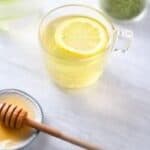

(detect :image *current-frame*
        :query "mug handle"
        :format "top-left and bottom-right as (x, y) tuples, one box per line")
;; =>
(114, 26), (133, 52)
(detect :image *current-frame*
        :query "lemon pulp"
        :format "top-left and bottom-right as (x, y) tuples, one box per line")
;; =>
(55, 17), (108, 57)
(40, 16), (110, 88)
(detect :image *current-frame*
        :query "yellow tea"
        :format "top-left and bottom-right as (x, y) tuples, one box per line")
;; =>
(40, 15), (110, 88)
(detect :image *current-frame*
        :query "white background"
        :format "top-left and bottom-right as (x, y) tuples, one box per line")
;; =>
(0, 0), (150, 150)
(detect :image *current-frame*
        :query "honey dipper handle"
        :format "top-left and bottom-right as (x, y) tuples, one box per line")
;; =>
(25, 118), (102, 150)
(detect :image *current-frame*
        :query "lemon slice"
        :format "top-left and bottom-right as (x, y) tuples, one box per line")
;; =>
(55, 17), (109, 57)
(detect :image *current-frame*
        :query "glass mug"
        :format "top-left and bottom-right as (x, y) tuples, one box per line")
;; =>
(39, 4), (133, 88)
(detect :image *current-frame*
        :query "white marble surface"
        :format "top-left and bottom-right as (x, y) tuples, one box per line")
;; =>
(0, 0), (150, 150)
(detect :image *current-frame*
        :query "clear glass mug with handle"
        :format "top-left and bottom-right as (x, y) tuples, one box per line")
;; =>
(39, 4), (133, 89)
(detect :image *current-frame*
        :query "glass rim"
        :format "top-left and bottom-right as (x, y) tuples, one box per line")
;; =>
(39, 4), (116, 61)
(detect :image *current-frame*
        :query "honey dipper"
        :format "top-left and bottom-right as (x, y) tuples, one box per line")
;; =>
(0, 103), (102, 150)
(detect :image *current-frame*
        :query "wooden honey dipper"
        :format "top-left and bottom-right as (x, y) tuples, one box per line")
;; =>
(0, 103), (102, 150)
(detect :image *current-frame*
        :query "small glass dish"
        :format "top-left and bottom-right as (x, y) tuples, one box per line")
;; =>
(0, 89), (43, 150)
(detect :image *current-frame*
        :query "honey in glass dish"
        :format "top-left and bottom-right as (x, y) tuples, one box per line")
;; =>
(0, 93), (36, 149)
